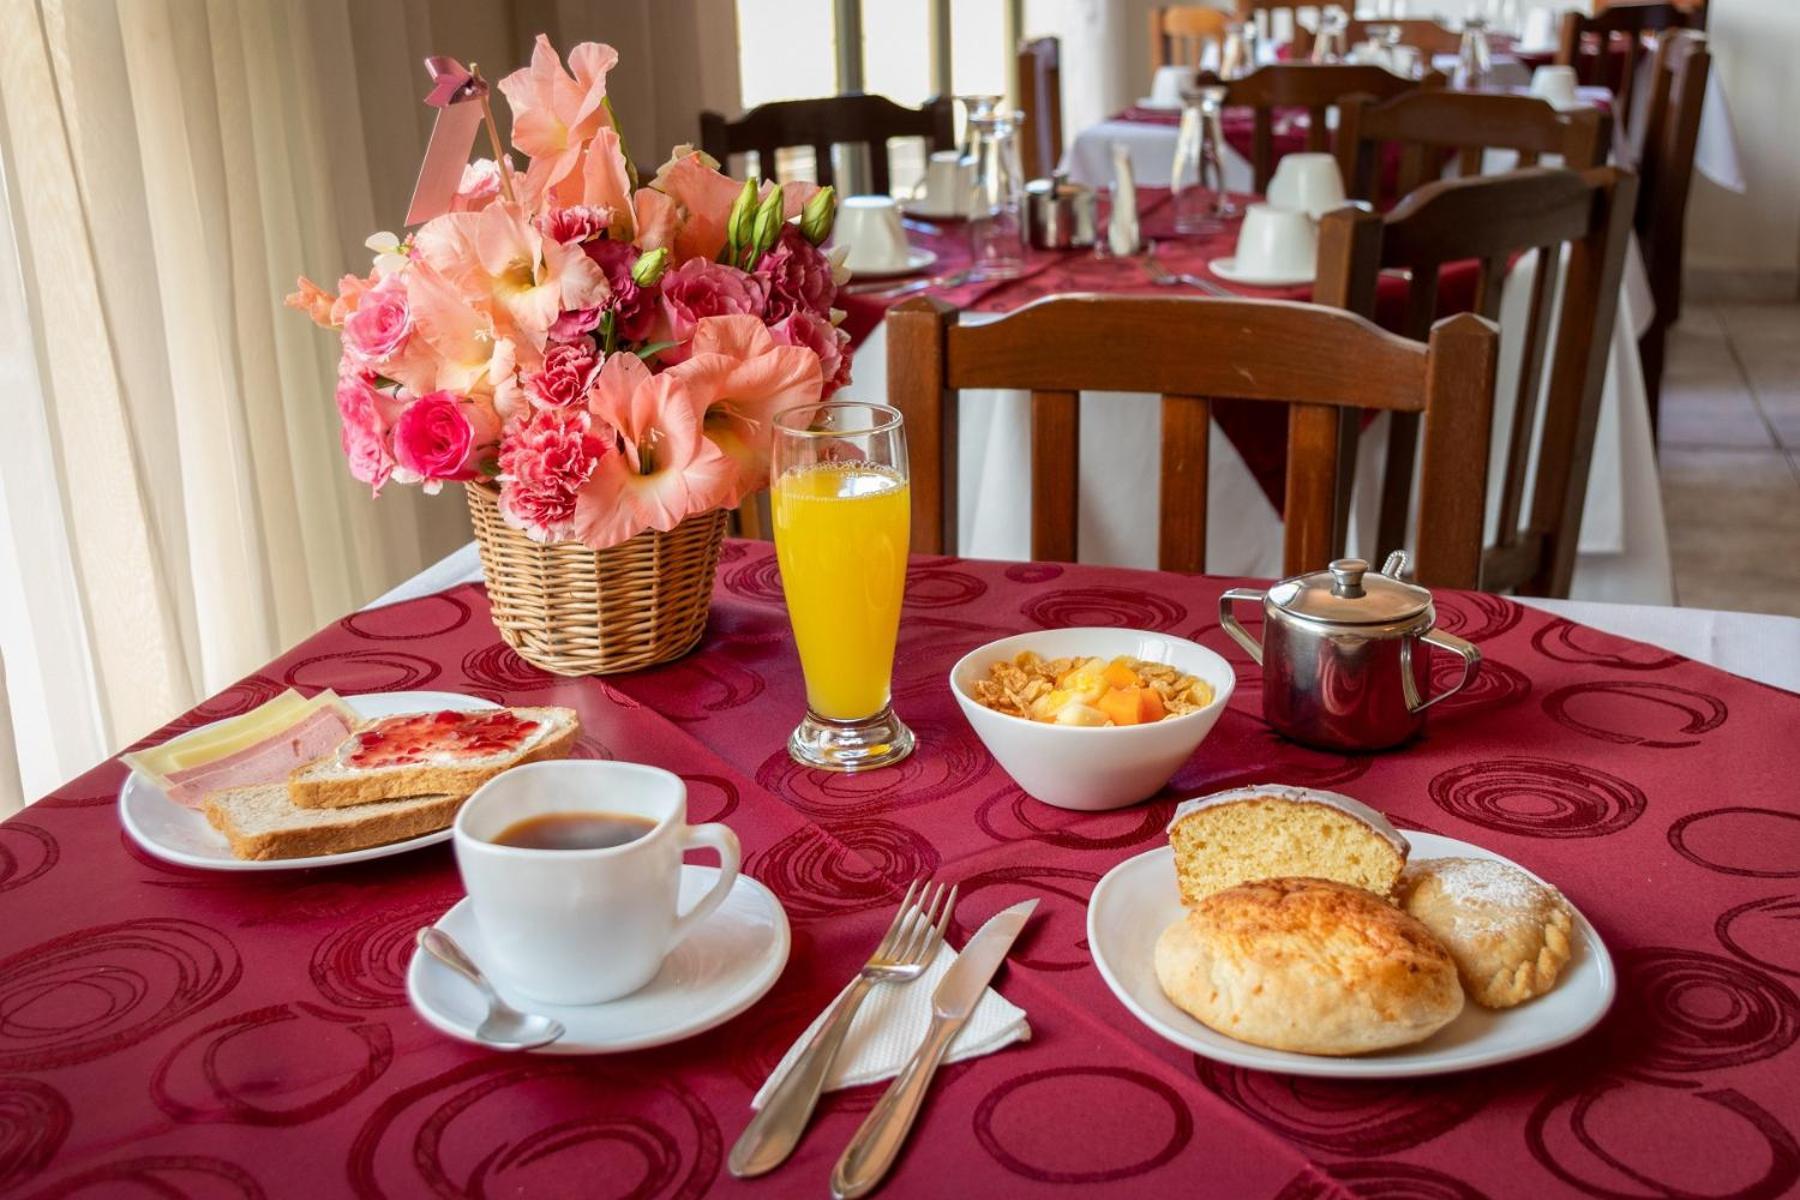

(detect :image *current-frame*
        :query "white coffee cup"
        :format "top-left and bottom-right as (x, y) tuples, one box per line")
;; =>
(914, 150), (972, 216)
(832, 195), (913, 275)
(1265, 152), (1347, 220)
(1233, 203), (1319, 280)
(1389, 45), (1422, 78)
(1149, 65), (1196, 107)
(453, 760), (742, 1006)
(1530, 65), (1581, 111)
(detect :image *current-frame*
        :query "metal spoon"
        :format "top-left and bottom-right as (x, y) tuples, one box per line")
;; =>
(416, 927), (565, 1051)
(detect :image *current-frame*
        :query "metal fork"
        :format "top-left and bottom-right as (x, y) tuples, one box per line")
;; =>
(728, 879), (957, 1178)
(1143, 242), (1233, 296)
(842, 268), (972, 299)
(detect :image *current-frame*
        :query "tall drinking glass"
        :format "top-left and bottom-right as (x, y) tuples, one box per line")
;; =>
(770, 402), (915, 772)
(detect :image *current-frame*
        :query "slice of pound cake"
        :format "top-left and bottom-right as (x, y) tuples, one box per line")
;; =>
(1167, 784), (1410, 906)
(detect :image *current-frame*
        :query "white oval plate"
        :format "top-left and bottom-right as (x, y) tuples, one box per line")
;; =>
(409, 868), (791, 1054)
(119, 691), (496, 872)
(847, 247), (938, 281)
(1088, 832), (1616, 1078)
(1208, 256), (1316, 288)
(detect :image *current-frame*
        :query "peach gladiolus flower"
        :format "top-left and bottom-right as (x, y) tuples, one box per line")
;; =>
(415, 205), (609, 354)
(393, 260), (503, 394)
(500, 37), (618, 211)
(286, 277), (337, 327)
(670, 315), (823, 503)
(574, 352), (734, 547)
(641, 149), (825, 264)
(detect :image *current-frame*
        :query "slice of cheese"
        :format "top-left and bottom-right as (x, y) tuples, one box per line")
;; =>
(126, 690), (354, 783)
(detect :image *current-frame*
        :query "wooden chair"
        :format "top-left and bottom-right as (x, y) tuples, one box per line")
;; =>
(1315, 166), (1639, 596)
(1296, 18), (1463, 60)
(699, 94), (955, 194)
(1555, 1), (1703, 127)
(1336, 89), (1611, 210)
(887, 295), (1500, 588)
(1633, 29), (1711, 435)
(1018, 37), (1064, 181)
(1150, 6), (1233, 72)
(1209, 63), (1437, 191)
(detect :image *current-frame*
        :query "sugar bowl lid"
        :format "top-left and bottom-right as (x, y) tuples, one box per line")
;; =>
(1266, 551), (1432, 626)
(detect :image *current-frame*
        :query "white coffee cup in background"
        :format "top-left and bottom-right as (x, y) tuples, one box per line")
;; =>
(1389, 45), (1422, 77)
(1149, 65), (1196, 107)
(914, 150), (972, 216)
(453, 760), (742, 1006)
(1231, 203), (1320, 280)
(1520, 6), (1559, 53)
(832, 195), (913, 274)
(1530, 65), (1582, 111)
(1265, 152), (1347, 220)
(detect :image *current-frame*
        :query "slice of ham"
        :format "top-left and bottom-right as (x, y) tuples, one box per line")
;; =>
(164, 707), (353, 810)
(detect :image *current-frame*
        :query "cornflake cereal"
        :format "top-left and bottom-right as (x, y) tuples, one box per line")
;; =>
(972, 652), (1215, 727)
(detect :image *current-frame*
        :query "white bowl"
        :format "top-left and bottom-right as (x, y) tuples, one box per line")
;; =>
(949, 627), (1236, 811)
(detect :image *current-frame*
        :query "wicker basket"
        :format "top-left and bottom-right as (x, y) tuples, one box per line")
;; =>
(465, 482), (728, 676)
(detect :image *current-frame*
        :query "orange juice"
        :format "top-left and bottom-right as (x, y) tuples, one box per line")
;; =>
(771, 462), (910, 721)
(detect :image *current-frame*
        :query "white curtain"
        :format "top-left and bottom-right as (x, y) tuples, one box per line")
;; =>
(0, 0), (741, 804)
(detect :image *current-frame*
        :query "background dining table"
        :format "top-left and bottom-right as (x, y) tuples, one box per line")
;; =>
(6, 542), (1799, 1197)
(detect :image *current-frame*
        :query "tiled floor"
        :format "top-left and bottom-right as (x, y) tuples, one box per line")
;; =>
(1659, 301), (1800, 616)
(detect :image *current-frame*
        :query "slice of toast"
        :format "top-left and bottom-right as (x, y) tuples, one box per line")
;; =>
(204, 782), (462, 861)
(287, 705), (579, 810)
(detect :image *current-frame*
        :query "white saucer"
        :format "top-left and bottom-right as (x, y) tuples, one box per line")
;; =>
(1088, 832), (1616, 1079)
(1208, 257), (1316, 288)
(898, 200), (966, 222)
(119, 691), (496, 872)
(409, 868), (790, 1054)
(1133, 97), (1183, 111)
(847, 247), (938, 281)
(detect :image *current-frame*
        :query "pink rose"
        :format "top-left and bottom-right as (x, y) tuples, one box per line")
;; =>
(770, 311), (853, 397)
(525, 340), (601, 410)
(537, 204), (613, 244)
(498, 408), (608, 542)
(756, 225), (836, 320)
(342, 278), (411, 362)
(336, 375), (395, 494)
(392, 391), (489, 486)
(450, 159), (503, 212)
(586, 238), (659, 343)
(659, 259), (769, 356)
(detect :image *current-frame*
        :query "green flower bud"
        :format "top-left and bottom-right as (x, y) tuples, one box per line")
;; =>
(723, 177), (759, 263)
(630, 246), (670, 287)
(800, 186), (837, 246)
(749, 185), (786, 259)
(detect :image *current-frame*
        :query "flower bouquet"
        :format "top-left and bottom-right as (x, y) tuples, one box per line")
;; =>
(290, 37), (849, 675)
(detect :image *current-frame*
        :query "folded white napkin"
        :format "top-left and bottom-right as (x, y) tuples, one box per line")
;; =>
(751, 942), (1030, 1108)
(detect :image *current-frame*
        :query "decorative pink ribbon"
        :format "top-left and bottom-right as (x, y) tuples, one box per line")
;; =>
(407, 56), (491, 226)
(423, 56), (486, 108)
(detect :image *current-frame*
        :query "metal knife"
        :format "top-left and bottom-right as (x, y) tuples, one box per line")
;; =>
(829, 899), (1038, 1200)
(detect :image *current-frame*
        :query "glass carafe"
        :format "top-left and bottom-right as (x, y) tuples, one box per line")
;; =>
(964, 107), (1028, 280)
(1220, 21), (1258, 80)
(1170, 85), (1237, 234)
(1457, 16), (1493, 88)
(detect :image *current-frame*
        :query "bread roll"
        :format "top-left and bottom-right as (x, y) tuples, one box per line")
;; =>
(1166, 785), (1410, 906)
(1397, 857), (1574, 1009)
(1155, 877), (1464, 1055)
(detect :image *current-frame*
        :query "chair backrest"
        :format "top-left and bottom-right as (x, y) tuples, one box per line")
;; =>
(1556, 1), (1703, 126)
(1149, 6), (1233, 72)
(1018, 37), (1064, 180)
(1635, 30), (1709, 327)
(1213, 63), (1437, 191)
(1316, 166), (1639, 597)
(699, 94), (955, 194)
(886, 295), (1499, 587)
(1336, 89), (1611, 210)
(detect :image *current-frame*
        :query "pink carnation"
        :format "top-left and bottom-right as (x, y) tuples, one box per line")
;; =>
(392, 391), (490, 488)
(524, 340), (601, 409)
(341, 278), (411, 362)
(498, 408), (607, 542)
(659, 258), (769, 355)
(538, 204), (613, 244)
(336, 375), (395, 494)
(756, 225), (836, 320)
(450, 160), (503, 212)
(769, 311), (853, 397)
(587, 239), (659, 343)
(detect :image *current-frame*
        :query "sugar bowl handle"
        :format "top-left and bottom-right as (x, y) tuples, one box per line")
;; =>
(1404, 627), (1482, 714)
(1217, 589), (1266, 666)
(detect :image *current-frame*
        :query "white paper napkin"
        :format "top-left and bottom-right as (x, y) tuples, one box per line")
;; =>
(750, 941), (1030, 1108)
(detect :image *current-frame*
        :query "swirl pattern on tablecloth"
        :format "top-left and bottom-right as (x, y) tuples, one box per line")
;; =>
(972, 1066), (1192, 1183)
(1194, 1060), (1486, 1156)
(1716, 895), (1800, 979)
(1532, 617), (1684, 670)
(1019, 587), (1187, 630)
(20, 1155), (266, 1200)
(1527, 1077), (1800, 1200)
(150, 1002), (392, 1125)
(1175, 735), (1373, 795)
(0, 823), (56, 895)
(311, 894), (458, 1010)
(682, 774), (740, 824)
(1613, 948), (1800, 1076)
(1668, 808), (1800, 878)
(744, 822), (937, 922)
(721, 553), (785, 604)
(0, 1077), (68, 1193)
(570, 734), (614, 760)
(281, 650), (441, 693)
(341, 593), (471, 641)
(1428, 757), (1645, 839)
(1426, 656), (1533, 720)
(1004, 563), (1065, 584)
(1273, 1161), (1490, 1200)
(633, 653), (765, 720)
(974, 783), (1173, 852)
(0, 919), (240, 1070)
(458, 643), (559, 692)
(953, 866), (1098, 971)
(755, 721), (987, 816)
(904, 564), (988, 609)
(347, 1058), (719, 1200)
(1431, 591), (1522, 642)
(1541, 681), (1728, 749)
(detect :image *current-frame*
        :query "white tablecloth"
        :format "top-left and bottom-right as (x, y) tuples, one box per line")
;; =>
(368, 541), (1800, 696)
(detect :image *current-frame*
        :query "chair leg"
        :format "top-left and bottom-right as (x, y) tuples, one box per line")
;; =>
(1639, 320), (1668, 454)
(1376, 411), (1419, 563)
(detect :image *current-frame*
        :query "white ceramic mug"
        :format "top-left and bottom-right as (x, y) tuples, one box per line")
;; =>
(1530, 65), (1581, 111)
(914, 150), (971, 216)
(1266, 152), (1347, 220)
(832, 195), (912, 274)
(1389, 45), (1422, 78)
(1149, 65), (1195, 107)
(1233, 203), (1319, 280)
(453, 760), (742, 1006)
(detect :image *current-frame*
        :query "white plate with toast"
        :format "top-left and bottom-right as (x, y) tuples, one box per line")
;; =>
(119, 691), (495, 872)
(1087, 833), (1616, 1078)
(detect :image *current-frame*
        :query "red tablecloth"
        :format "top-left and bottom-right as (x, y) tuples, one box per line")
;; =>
(8, 547), (1799, 1197)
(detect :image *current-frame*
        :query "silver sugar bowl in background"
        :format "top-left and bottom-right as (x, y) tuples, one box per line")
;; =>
(1024, 173), (1098, 250)
(1218, 552), (1481, 752)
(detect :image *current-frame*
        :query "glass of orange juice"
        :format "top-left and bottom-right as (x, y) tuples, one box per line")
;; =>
(770, 402), (914, 771)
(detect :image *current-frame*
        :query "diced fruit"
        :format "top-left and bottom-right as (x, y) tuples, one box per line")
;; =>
(1097, 686), (1144, 727)
(1054, 702), (1110, 727)
(1102, 659), (1139, 690)
(1139, 688), (1167, 722)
